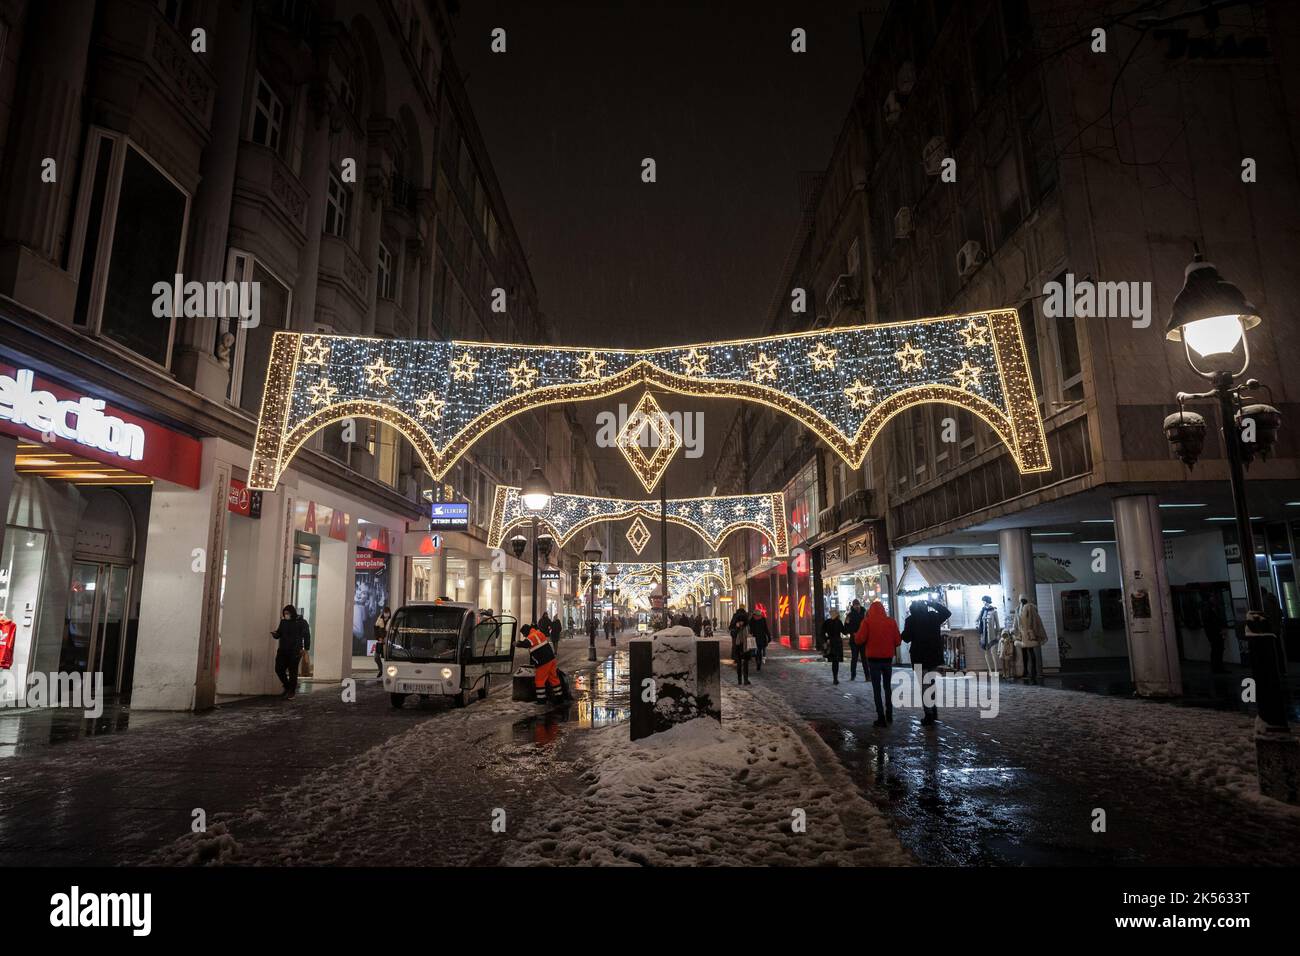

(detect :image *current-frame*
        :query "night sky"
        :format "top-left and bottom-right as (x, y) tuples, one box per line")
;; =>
(453, 0), (877, 500)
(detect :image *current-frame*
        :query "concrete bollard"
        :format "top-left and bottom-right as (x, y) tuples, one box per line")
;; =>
(629, 627), (722, 741)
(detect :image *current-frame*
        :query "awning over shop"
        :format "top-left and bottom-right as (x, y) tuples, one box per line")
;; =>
(897, 554), (1076, 592)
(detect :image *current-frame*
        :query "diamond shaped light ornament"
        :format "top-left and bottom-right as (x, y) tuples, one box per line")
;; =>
(615, 391), (682, 493)
(625, 516), (651, 555)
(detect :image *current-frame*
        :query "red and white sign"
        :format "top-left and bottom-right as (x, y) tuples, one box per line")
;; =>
(227, 478), (262, 518)
(355, 549), (388, 571)
(0, 363), (201, 488)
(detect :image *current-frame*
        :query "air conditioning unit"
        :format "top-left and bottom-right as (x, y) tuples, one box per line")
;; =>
(894, 206), (914, 239)
(922, 136), (949, 176)
(957, 239), (985, 278)
(897, 61), (916, 96)
(883, 90), (902, 125)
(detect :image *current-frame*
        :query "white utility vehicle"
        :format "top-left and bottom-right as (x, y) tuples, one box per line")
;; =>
(382, 600), (517, 708)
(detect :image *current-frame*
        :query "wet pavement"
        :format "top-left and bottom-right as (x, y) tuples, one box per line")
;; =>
(0, 637), (632, 866)
(754, 645), (1300, 866)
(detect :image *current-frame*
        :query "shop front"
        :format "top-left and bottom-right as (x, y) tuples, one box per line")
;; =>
(0, 362), (201, 707)
(820, 520), (893, 619)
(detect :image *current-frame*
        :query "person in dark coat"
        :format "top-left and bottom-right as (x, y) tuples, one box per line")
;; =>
(547, 612), (563, 649)
(844, 599), (866, 680)
(372, 606), (391, 678)
(729, 605), (749, 638)
(271, 604), (310, 700)
(749, 608), (772, 671)
(902, 599), (950, 725)
(821, 608), (846, 684)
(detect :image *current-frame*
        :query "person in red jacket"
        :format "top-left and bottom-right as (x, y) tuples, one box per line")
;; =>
(855, 600), (901, 727)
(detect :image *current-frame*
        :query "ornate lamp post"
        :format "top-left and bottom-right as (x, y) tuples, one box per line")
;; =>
(1163, 251), (1296, 803)
(521, 467), (553, 625)
(584, 533), (604, 662)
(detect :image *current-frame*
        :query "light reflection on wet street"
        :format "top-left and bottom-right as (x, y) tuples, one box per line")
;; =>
(509, 647), (631, 745)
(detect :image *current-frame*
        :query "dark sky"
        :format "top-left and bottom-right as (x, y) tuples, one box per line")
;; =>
(452, 0), (875, 500)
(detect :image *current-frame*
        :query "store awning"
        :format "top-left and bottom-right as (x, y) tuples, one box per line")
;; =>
(897, 554), (1076, 592)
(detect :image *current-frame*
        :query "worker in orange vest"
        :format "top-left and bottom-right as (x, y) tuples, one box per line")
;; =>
(517, 623), (561, 704)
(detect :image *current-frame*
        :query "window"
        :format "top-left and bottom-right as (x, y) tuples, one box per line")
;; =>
(972, 14), (1005, 105)
(1017, 73), (1056, 203)
(156, 0), (183, 28)
(376, 423), (399, 488)
(221, 251), (292, 414)
(1049, 272), (1084, 401)
(70, 129), (189, 368)
(333, 59), (357, 117)
(993, 146), (1022, 243)
(1016, 300), (1045, 408)
(325, 171), (351, 239)
(249, 73), (285, 153)
(377, 241), (394, 299)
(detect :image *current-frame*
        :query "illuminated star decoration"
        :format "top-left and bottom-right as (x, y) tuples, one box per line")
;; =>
(307, 376), (337, 406)
(953, 361), (982, 391)
(844, 379), (876, 409)
(894, 340), (926, 373)
(681, 348), (709, 375)
(487, 485), (789, 554)
(364, 355), (395, 388)
(625, 516), (651, 555)
(749, 351), (779, 383)
(577, 350), (607, 380)
(615, 391), (682, 493)
(958, 318), (991, 348)
(247, 310), (1053, 493)
(506, 359), (539, 390)
(806, 341), (838, 371)
(450, 352), (480, 382)
(415, 392), (446, 421)
(300, 337), (331, 365)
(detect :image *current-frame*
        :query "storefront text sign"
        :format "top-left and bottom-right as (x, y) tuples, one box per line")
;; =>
(0, 365), (200, 487)
(227, 478), (262, 518)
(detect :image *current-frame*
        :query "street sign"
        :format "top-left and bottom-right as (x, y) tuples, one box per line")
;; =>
(540, 568), (561, 582)
(430, 501), (470, 529)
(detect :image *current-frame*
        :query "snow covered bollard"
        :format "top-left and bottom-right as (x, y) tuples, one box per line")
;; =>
(628, 626), (721, 741)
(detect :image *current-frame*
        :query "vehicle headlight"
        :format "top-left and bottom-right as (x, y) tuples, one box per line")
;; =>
(386, 665), (398, 677)
(440, 667), (453, 680)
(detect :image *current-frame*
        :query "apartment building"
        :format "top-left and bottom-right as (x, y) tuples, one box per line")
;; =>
(0, 0), (595, 711)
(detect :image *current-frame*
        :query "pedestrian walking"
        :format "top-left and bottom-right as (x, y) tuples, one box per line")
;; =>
(1014, 594), (1048, 684)
(270, 604), (310, 700)
(546, 611), (563, 652)
(858, 600), (902, 726)
(902, 598), (949, 725)
(821, 608), (846, 684)
(733, 606), (754, 686)
(372, 606), (391, 678)
(749, 607), (771, 671)
(1201, 593), (1227, 673)
(844, 599), (866, 680)
(975, 595), (1000, 674)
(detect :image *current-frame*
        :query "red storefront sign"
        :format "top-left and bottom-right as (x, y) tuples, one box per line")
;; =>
(0, 363), (201, 488)
(227, 478), (262, 518)
(355, 549), (388, 571)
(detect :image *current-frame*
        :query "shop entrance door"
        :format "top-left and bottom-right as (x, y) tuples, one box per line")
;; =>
(63, 561), (133, 692)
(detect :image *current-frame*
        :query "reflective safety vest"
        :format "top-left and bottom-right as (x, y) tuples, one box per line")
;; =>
(518, 626), (556, 667)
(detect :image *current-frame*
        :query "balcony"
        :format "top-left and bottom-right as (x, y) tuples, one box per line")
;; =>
(838, 488), (874, 525)
(826, 273), (863, 322)
(233, 141), (309, 244)
(318, 234), (369, 311)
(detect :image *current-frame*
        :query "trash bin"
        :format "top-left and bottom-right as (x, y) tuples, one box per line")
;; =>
(512, 667), (534, 701)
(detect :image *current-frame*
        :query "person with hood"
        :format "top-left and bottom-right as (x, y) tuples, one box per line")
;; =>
(748, 607), (771, 671)
(271, 604), (311, 700)
(821, 608), (846, 684)
(1014, 594), (1048, 683)
(729, 605), (749, 639)
(857, 600), (902, 726)
(844, 598), (866, 680)
(902, 598), (950, 725)
(975, 595), (1000, 674)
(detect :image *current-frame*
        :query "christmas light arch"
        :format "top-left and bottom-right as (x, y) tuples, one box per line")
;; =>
(486, 485), (789, 555)
(247, 309), (1050, 491)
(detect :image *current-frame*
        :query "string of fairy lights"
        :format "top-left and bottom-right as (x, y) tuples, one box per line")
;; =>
(486, 485), (789, 555)
(247, 310), (1052, 492)
(579, 558), (733, 608)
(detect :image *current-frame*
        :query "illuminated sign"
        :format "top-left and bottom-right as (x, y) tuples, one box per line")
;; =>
(430, 501), (470, 529)
(0, 368), (144, 460)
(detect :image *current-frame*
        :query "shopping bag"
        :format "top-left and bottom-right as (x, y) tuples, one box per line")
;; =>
(299, 647), (313, 677)
(745, 633), (757, 652)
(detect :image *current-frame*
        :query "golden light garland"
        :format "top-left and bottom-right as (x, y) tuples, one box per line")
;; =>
(247, 309), (1051, 492)
(615, 391), (681, 493)
(486, 485), (789, 554)
(625, 516), (651, 555)
(580, 558), (733, 605)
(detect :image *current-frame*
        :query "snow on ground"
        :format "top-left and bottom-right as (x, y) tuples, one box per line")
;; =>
(507, 682), (913, 866)
(762, 648), (1300, 821)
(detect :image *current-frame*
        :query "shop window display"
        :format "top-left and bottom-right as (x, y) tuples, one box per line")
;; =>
(0, 528), (47, 706)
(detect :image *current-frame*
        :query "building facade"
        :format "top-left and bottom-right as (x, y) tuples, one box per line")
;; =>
(0, 0), (596, 712)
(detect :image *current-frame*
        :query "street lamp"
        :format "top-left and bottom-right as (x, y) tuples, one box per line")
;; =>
(583, 533), (604, 662)
(1164, 250), (1297, 803)
(521, 467), (553, 624)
